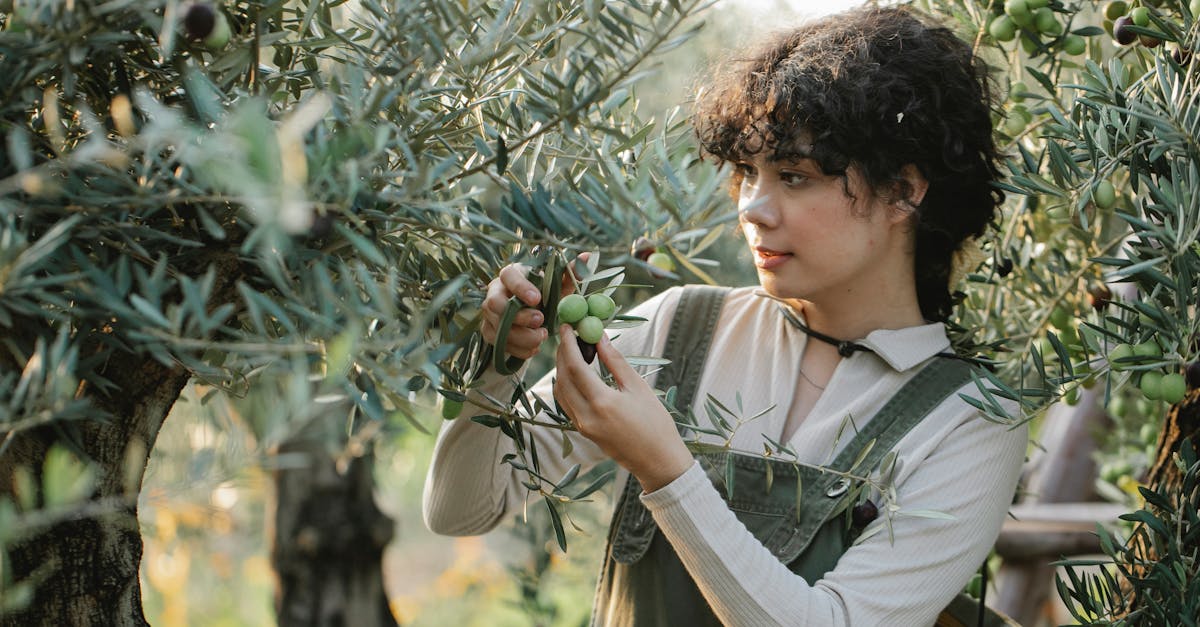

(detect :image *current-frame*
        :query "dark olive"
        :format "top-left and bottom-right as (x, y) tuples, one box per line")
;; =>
(631, 236), (656, 262)
(851, 499), (878, 528)
(183, 3), (217, 40)
(1088, 284), (1112, 311)
(577, 336), (597, 364)
(1187, 361), (1200, 389)
(1113, 16), (1138, 45)
(997, 257), (1014, 278)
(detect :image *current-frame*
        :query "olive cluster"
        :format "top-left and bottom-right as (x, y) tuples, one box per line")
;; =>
(988, 0), (1087, 56)
(557, 292), (616, 363)
(1107, 330), (1189, 404)
(1103, 0), (1197, 60)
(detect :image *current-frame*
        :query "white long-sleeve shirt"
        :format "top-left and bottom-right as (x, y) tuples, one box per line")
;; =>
(423, 285), (1028, 626)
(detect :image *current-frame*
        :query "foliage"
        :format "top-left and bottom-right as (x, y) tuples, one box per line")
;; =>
(1055, 438), (1200, 625)
(0, 0), (729, 616)
(922, 0), (1200, 621)
(915, 0), (1198, 432)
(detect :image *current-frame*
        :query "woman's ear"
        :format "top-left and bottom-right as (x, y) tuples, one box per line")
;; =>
(887, 164), (929, 224)
(899, 164), (928, 207)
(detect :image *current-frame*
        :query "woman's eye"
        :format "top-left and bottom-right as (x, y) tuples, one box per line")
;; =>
(780, 171), (808, 186)
(735, 163), (757, 178)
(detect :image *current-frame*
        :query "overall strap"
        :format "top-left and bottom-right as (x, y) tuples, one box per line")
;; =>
(658, 285), (731, 428)
(608, 285), (731, 564)
(771, 356), (975, 563)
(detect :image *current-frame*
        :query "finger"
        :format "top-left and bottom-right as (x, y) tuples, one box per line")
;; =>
(483, 299), (543, 330)
(555, 324), (606, 401)
(596, 333), (641, 390)
(516, 307), (545, 329)
(500, 264), (540, 306)
(552, 359), (591, 431)
(483, 280), (512, 316)
(506, 326), (548, 359)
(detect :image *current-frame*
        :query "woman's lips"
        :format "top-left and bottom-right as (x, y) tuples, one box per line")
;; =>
(753, 248), (793, 270)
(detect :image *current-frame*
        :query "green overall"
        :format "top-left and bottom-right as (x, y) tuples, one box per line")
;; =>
(590, 286), (1015, 627)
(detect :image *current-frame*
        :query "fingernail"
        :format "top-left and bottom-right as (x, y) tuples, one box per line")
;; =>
(531, 312), (544, 325)
(525, 290), (539, 303)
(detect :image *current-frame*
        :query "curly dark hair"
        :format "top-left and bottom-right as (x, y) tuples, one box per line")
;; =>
(693, 5), (1003, 322)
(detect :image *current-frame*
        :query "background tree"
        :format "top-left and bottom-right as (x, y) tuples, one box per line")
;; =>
(923, 0), (1199, 623)
(0, 0), (728, 624)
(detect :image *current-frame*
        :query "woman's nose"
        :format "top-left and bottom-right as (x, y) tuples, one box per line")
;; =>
(738, 182), (778, 228)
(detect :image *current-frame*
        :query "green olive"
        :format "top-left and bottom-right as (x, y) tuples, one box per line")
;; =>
(1131, 7), (1151, 27)
(1061, 34), (1086, 56)
(1104, 1), (1129, 21)
(203, 11), (231, 50)
(1010, 81), (1028, 102)
(1108, 343), (1135, 370)
(1133, 340), (1162, 359)
(1160, 373), (1187, 404)
(576, 316), (604, 345)
(586, 293), (616, 321)
(1006, 0), (1034, 28)
(1049, 306), (1073, 330)
(990, 16), (1018, 42)
(1139, 422), (1158, 444)
(647, 251), (675, 276)
(441, 398), (463, 420)
(1140, 371), (1164, 400)
(1034, 8), (1061, 35)
(1004, 113), (1027, 136)
(556, 293), (588, 325)
(1093, 180), (1117, 209)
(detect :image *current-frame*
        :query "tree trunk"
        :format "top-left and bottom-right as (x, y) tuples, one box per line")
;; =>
(1, 359), (191, 627)
(1145, 389), (1200, 496)
(1119, 387), (1200, 617)
(0, 251), (241, 626)
(270, 424), (398, 627)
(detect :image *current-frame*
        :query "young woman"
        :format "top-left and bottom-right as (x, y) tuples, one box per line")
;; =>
(424, 6), (1027, 625)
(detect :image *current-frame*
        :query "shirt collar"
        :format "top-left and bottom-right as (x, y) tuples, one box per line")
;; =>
(757, 290), (952, 372)
(857, 324), (952, 372)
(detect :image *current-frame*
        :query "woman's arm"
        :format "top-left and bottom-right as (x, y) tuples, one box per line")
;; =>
(421, 363), (608, 536)
(422, 287), (682, 536)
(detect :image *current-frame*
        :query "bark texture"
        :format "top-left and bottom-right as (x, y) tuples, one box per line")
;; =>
(1122, 387), (1200, 618)
(1145, 388), (1200, 497)
(0, 251), (241, 626)
(271, 430), (398, 627)
(2, 358), (190, 627)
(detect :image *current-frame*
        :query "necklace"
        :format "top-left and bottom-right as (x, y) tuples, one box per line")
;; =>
(797, 367), (827, 390)
(774, 304), (872, 357)
(753, 291), (875, 389)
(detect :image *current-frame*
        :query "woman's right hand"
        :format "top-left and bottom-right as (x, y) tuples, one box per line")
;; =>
(480, 254), (587, 360)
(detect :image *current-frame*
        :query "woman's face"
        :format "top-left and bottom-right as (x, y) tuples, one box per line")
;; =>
(736, 154), (909, 305)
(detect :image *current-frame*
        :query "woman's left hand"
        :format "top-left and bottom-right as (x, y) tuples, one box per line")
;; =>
(553, 325), (695, 493)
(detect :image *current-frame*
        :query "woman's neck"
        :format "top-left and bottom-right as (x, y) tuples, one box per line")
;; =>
(787, 289), (926, 342)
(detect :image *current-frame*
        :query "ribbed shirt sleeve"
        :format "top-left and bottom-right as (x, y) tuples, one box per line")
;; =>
(422, 288), (682, 537)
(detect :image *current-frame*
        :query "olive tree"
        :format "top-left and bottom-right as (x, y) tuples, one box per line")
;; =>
(0, 0), (728, 624)
(925, 0), (1199, 622)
